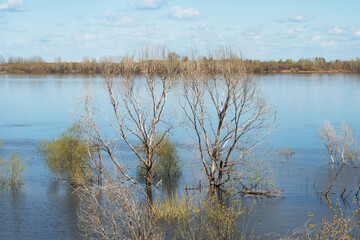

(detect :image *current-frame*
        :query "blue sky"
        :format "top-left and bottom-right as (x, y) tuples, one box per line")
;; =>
(1, 0), (360, 62)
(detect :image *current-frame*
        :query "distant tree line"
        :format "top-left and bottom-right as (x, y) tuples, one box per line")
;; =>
(1, 54), (360, 74)
(247, 57), (360, 73)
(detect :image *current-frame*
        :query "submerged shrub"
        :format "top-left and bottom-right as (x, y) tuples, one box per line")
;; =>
(137, 134), (181, 179)
(288, 199), (360, 239)
(0, 153), (25, 189)
(319, 120), (360, 165)
(314, 200), (360, 239)
(278, 146), (295, 157)
(152, 190), (252, 240)
(78, 183), (164, 240)
(39, 123), (91, 186)
(152, 193), (199, 222)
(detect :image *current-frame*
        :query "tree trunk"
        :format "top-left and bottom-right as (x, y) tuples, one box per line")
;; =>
(341, 149), (346, 165)
(330, 154), (335, 165)
(210, 159), (216, 186)
(98, 147), (103, 185)
(146, 164), (153, 203)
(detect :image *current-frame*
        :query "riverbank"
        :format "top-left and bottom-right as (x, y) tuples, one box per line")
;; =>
(0, 57), (359, 75)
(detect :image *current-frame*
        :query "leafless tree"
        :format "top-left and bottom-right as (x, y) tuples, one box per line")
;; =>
(80, 47), (178, 200)
(337, 123), (358, 165)
(78, 182), (164, 240)
(318, 120), (338, 164)
(319, 120), (359, 165)
(80, 93), (135, 186)
(181, 47), (275, 193)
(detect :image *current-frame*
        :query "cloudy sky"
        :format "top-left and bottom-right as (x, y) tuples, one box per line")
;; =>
(1, 0), (359, 62)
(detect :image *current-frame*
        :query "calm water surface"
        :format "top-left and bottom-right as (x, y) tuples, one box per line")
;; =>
(0, 74), (359, 239)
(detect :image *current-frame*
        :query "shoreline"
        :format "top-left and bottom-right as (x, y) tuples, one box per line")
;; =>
(0, 70), (356, 75)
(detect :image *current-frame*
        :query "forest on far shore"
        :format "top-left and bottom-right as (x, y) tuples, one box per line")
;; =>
(1, 54), (360, 74)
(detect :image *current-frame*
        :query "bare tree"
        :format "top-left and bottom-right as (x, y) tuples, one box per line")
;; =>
(81, 47), (178, 200)
(80, 93), (135, 186)
(181, 47), (274, 192)
(318, 120), (338, 164)
(78, 182), (164, 240)
(318, 120), (359, 165)
(337, 123), (358, 164)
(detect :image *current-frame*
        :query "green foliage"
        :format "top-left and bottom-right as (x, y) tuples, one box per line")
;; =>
(137, 134), (181, 179)
(201, 196), (248, 240)
(0, 137), (3, 148)
(168, 52), (180, 61)
(38, 123), (91, 186)
(302, 199), (360, 239)
(152, 190), (253, 240)
(152, 193), (198, 222)
(0, 153), (25, 189)
(246, 167), (274, 192)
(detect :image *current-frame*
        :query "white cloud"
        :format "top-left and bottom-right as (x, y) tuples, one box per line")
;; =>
(318, 41), (335, 47)
(329, 26), (344, 34)
(7, 38), (28, 46)
(287, 29), (296, 36)
(169, 6), (200, 20)
(312, 36), (321, 41)
(286, 27), (307, 37)
(311, 36), (336, 48)
(0, 0), (24, 12)
(354, 31), (360, 36)
(189, 24), (211, 31)
(279, 13), (311, 23)
(132, 0), (166, 10)
(99, 13), (137, 27)
(76, 33), (96, 41)
(38, 33), (65, 44)
(242, 26), (262, 40)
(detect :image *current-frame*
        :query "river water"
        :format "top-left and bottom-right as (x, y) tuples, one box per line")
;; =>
(0, 74), (359, 239)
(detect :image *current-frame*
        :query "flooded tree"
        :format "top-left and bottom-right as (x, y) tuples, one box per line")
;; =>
(318, 120), (338, 164)
(78, 183), (163, 240)
(0, 153), (25, 189)
(319, 120), (359, 165)
(181, 47), (275, 194)
(81, 47), (179, 200)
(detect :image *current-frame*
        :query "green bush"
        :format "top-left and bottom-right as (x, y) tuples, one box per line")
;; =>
(0, 153), (25, 189)
(152, 190), (252, 240)
(38, 123), (91, 186)
(137, 134), (181, 179)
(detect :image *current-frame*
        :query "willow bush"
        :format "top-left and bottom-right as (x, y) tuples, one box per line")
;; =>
(285, 199), (360, 239)
(137, 134), (181, 179)
(38, 123), (91, 186)
(151, 190), (252, 240)
(0, 153), (25, 189)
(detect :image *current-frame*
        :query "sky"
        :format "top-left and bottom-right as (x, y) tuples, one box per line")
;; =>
(0, 0), (360, 62)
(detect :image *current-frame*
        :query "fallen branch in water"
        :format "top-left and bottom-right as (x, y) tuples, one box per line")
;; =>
(238, 181), (280, 198)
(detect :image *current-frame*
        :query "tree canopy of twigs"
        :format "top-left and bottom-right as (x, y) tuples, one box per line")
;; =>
(181, 47), (275, 193)
(79, 46), (276, 199)
(78, 182), (163, 240)
(80, 46), (180, 200)
(319, 120), (359, 165)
